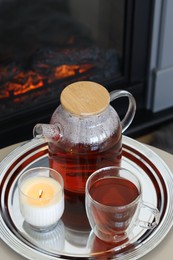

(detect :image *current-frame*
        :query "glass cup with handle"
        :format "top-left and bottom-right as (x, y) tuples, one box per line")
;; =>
(85, 166), (160, 243)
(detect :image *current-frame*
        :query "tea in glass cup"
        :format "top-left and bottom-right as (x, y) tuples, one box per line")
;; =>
(85, 166), (160, 242)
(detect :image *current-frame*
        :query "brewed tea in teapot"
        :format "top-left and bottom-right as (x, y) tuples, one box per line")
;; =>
(33, 81), (136, 231)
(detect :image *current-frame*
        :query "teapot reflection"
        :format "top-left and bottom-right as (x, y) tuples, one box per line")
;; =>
(33, 81), (136, 231)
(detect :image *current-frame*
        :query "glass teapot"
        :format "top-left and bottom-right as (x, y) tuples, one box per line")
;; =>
(33, 81), (136, 231)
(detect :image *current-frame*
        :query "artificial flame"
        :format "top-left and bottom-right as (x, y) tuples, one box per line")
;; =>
(54, 64), (94, 79)
(0, 63), (94, 99)
(9, 71), (44, 96)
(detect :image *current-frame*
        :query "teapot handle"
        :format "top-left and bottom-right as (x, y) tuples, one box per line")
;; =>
(110, 90), (136, 133)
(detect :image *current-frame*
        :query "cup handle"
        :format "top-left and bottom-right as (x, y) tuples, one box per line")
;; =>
(109, 90), (136, 133)
(136, 201), (161, 229)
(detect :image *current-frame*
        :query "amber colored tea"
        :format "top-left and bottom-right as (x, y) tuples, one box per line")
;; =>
(89, 177), (139, 233)
(89, 177), (139, 206)
(49, 134), (122, 231)
(61, 189), (90, 231)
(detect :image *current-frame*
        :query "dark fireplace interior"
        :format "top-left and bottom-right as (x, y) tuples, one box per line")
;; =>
(1, 0), (169, 148)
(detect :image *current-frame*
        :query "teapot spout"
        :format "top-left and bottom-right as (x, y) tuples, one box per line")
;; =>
(33, 123), (62, 143)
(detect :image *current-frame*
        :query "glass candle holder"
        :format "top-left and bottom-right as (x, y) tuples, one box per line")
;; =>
(18, 167), (64, 232)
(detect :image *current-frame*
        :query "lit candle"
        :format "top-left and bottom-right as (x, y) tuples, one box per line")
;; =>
(18, 167), (64, 232)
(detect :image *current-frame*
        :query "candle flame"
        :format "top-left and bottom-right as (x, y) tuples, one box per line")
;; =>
(38, 189), (43, 199)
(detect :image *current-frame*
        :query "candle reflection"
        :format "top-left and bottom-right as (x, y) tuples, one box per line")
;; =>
(23, 219), (65, 251)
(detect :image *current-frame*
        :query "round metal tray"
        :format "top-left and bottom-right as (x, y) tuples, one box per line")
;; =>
(1, 136), (173, 259)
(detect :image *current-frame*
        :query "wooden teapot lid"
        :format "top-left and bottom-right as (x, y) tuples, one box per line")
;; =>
(60, 81), (110, 116)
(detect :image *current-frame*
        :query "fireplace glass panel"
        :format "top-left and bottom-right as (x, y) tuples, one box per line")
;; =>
(0, 0), (125, 119)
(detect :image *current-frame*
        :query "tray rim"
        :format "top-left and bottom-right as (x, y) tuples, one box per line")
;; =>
(1, 136), (173, 260)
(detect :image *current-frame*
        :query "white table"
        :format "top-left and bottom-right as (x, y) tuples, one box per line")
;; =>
(1, 141), (173, 260)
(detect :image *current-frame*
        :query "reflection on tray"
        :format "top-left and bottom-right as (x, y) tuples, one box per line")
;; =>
(23, 216), (133, 257)
(23, 220), (65, 251)
(65, 227), (90, 248)
(87, 230), (134, 258)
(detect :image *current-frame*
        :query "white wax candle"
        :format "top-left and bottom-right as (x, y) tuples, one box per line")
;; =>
(19, 176), (64, 228)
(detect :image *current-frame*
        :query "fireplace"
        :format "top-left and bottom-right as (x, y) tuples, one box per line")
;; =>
(1, 0), (172, 148)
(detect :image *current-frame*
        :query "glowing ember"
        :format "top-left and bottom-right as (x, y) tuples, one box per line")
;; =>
(8, 71), (44, 96)
(0, 70), (44, 98)
(54, 64), (94, 79)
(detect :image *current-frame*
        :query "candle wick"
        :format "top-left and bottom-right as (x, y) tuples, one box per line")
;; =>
(39, 189), (43, 199)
